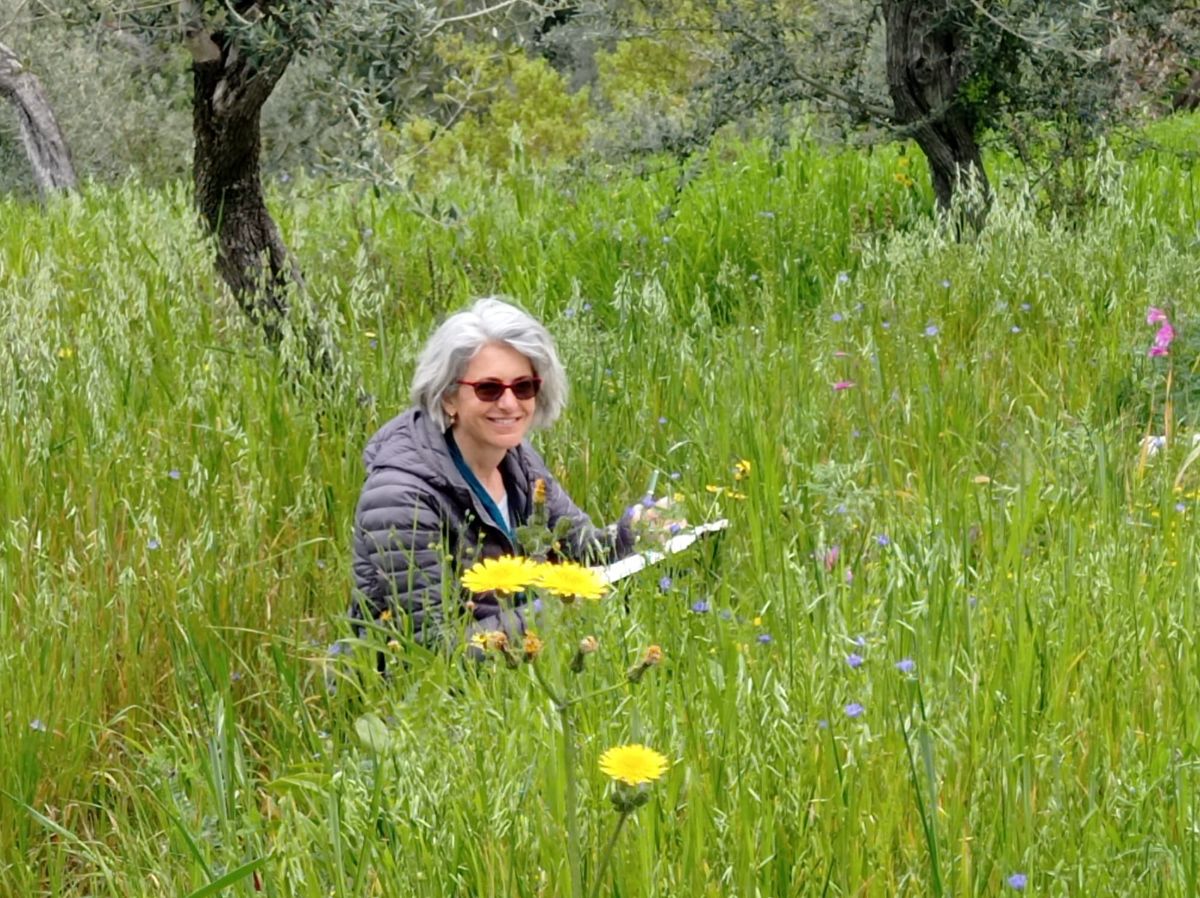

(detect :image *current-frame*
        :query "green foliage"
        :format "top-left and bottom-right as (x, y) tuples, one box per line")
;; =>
(5, 131), (1200, 895)
(385, 38), (591, 181)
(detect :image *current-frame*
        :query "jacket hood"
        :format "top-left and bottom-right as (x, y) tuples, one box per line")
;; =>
(363, 408), (456, 484)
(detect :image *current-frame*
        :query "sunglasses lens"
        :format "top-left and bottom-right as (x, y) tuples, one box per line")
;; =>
(473, 381), (505, 402)
(512, 378), (540, 399)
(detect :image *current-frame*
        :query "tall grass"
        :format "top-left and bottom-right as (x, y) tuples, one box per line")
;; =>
(2, 131), (1200, 895)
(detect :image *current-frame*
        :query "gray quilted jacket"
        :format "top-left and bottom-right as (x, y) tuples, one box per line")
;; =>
(350, 407), (635, 645)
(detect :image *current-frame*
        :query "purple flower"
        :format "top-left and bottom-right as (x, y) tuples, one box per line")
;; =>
(844, 568), (854, 584)
(875, 534), (891, 546)
(691, 600), (710, 614)
(833, 380), (855, 391)
(895, 658), (916, 673)
(658, 416), (668, 425)
(924, 324), (940, 337)
(668, 522), (682, 535)
(846, 653), (864, 669)
(1147, 306), (1169, 325)
(148, 538), (160, 551)
(836, 272), (850, 285)
(854, 635), (867, 647)
(1006, 873), (1027, 890)
(817, 718), (829, 729)
(831, 312), (844, 322)
(369, 339), (378, 349)
(658, 576), (673, 592)
(642, 494), (656, 508)
(757, 633), (772, 644)
(168, 468), (181, 480)
(844, 702), (865, 718)
(1176, 502), (1187, 513)
(564, 308), (576, 319)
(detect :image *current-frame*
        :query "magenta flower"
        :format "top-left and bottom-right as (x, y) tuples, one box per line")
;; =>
(833, 380), (856, 391)
(1147, 307), (1175, 357)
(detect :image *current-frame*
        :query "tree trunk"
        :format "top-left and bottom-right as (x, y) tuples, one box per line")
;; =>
(0, 41), (76, 193)
(188, 27), (300, 341)
(882, 1), (989, 229)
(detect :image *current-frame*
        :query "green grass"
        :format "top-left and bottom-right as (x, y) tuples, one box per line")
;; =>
(3, 129), (1200, 896)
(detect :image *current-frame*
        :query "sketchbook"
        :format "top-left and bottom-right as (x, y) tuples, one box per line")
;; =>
(591, 519), (730, 585)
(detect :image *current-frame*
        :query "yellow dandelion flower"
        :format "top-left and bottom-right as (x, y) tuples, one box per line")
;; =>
(469, 630), (508, 652)
(522, 632), (543, 662)
(57, 347), (74, 359)
(727, 490), (747, 500)
(705, 484), (726, 496)
(379, 609), (393, 622)
(461, 555), (542, 595)
(733, 459), (752, 481)
(535, 561), (607, 601)
(599, 744), (670, 786)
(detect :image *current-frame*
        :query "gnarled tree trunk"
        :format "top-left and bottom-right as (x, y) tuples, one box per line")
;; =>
(882, 1), (989, 229)
(0, 41), (76, 193)
(186, 25), (300, 341)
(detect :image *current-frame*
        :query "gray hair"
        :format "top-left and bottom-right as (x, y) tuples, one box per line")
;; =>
(411, 296), (568, 432)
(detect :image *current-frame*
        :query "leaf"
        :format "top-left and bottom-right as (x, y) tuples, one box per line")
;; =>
(354, 713), (392, 754)
(183, 856), (267, 898)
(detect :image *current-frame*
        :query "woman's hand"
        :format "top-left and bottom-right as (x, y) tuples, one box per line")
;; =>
(627, 496), (689, 549)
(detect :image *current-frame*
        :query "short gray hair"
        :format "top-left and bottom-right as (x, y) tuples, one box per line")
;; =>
(411, 296), (568, 432)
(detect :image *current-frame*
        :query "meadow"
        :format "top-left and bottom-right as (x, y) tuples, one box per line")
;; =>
(3, 129), (1200, 896)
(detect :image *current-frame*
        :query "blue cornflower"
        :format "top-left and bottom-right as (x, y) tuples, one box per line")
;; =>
(658, 416), (668, 425)
(148, 538), (160, 551)
(1020, 302), (1031, 311)
(668, 523), (682, 535)
(564, 308), (576, 319)
(583, 303), (593, 312)
(691, 600), (710, 614)
(369, 339), (378, 349)
(831, 312), (844, 322)
(168, 468), (181, 480)
(642, 494), (656, 508)
(1176, 502), (1186, 513)
(658, 576), (673, 592)
(845, 702), (865, 718)
(876, 534), (891, 546)
(836, 271), (850, 284)
(1006, 873), (1027, 890)
(757, 633), (772, 644)
(924, 324), (940, 337)
(895, 658), (916, 673)
(669, 471), (681, 480)
(846, 653), (864, 669)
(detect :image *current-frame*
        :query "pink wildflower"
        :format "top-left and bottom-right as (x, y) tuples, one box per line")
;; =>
(1149, 319), (1175, 357)
(1147, 307), (1169, 325)
(823, 545), (840, 571)
(833, 380), (856, 391)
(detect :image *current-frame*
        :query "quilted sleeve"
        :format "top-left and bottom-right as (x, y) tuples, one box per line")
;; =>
(351, 470), (453, 644)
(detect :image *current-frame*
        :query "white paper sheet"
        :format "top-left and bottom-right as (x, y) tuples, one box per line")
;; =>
(591, 519), (730, 584)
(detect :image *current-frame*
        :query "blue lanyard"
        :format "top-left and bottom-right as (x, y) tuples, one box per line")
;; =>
(445, 432), (517, 547)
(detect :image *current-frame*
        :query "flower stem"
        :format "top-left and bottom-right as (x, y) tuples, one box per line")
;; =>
(562, 704), (584, 898)
(587, 810), (631, 898)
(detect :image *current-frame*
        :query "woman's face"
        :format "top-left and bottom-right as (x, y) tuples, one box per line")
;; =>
(443, 342), (537, 458)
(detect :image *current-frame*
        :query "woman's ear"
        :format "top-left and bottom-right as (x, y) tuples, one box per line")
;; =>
(442, 391), (459, 423)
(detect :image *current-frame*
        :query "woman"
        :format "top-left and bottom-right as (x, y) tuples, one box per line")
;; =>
(350, 297), (636, 647)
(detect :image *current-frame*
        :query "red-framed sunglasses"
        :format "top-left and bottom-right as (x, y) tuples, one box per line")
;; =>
(456, 376), (542, 402)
